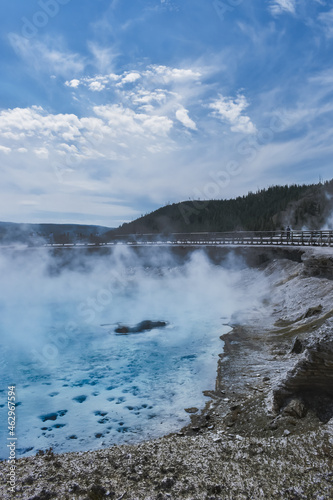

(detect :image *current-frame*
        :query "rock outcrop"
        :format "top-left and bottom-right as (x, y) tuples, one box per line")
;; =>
(273, 325), (333, 422)
(282, 398), (307, 419)
(302, 304), (323, 318)
(290, 336), (304, 354)
(302, 250), (333, 279)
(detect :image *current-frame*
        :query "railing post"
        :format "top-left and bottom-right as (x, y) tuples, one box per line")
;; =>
(324, 231), (329, 246)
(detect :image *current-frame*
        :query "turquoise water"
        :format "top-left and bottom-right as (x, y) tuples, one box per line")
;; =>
(0, 248), (232, 458)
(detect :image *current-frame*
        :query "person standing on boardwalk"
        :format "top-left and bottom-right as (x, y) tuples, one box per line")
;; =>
(286, 225), (291, 241)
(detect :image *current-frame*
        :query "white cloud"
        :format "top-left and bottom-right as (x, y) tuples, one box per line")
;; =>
(146, 65), (202, 83)
(140, 115), (174, 136)
(65, 79), (81, 88)
(318, 9), (333, 38)
(270, 0), (296, 15)
(93, 104), (173, 137)
(209, 94), (256, 134)
(0, 106), (82, 140)
(2, 131), (25, 140)
(130, 89), (168, 107)
(60, 65), (206, 138)
(176, 107), (197, 130)
(88, 42), (119, 74)
(65, 65), (202, 94)
(34, 148), (49, 159)
(1, 89), (333, 227)
(0, 65), (259, 226)
(64, 65), (201, 94)
(0, 61), (290, 225)
(89, 81), (105, 92)
(8, 34), (85, 77)
(65, 74), (121, 92)
(0, 103), (176, 183)
(120, 72), (141, 85)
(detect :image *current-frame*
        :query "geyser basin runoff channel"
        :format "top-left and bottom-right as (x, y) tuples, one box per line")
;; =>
(0, 246), (268, 458)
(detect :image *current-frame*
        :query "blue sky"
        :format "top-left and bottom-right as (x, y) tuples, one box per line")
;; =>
(0, 0), (333, 226)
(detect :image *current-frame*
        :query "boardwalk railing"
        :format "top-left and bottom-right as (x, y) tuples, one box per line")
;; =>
(111, 230), (333, 247)
(2, 230), (333, 249)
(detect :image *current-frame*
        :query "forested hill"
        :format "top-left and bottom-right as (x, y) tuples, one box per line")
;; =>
(109, 180), (333, 236)
(0, 222), (112, 245)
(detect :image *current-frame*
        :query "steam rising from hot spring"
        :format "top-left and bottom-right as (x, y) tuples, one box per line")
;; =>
(0, 247), (268, 366)
(0, 246), (271, 457)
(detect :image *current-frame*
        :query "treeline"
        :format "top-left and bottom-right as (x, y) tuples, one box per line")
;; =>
(107, 180), (333, 236)
(0, 222), (112, 245)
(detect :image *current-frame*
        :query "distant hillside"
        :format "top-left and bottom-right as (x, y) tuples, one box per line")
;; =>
(3, 180), (333, 245)
(106, 180), (333, 237)
(0, 222), (112, 245)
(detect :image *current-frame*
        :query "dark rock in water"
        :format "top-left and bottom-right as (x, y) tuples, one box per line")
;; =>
(39, 410), (67, 422)
(115, 320), (167, 335)
(290, 336), (304, 354)
(115, 326), (130, 334)
(57, 410), (68, 417)
(40, 413), (58, 422)
(72, 395), (87, 403)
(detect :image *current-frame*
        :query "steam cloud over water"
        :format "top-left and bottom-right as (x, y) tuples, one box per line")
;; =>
(0, 247), (269, 458)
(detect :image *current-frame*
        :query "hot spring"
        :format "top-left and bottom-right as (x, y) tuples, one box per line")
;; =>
(0, 246), (265, 458)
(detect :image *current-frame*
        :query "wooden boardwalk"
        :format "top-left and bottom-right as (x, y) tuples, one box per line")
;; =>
(16, 230), (332, 249)
(147, 230), (333, 247)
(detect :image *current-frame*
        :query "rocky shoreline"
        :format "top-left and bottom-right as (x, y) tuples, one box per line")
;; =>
(1, 248), (333, 499)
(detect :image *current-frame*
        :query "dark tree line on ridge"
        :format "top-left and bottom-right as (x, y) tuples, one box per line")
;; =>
(107, 180), (333, 237)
